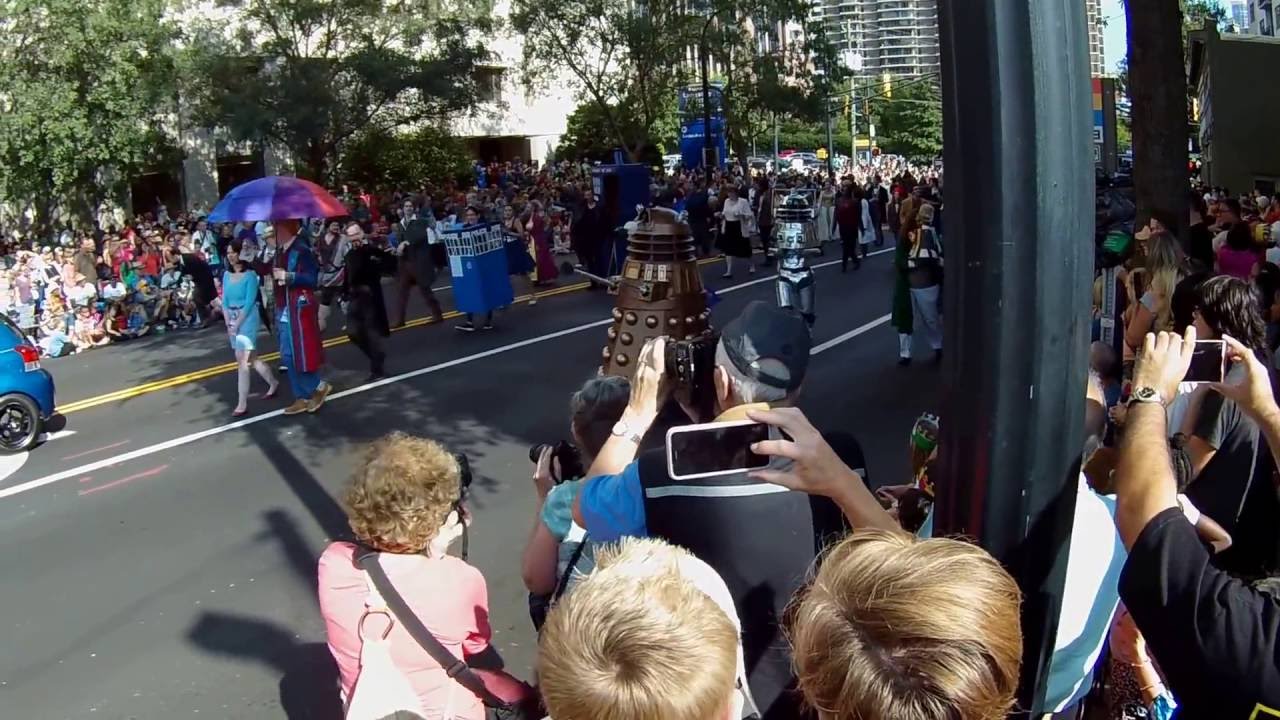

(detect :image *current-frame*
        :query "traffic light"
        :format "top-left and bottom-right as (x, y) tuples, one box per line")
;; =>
(883, 72), (892, 98)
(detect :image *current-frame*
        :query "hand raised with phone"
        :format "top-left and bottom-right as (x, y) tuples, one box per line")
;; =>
(1210, 334), (1280, 422)
(1132, 327), (1197, 404)
(746, 407), (855, 498)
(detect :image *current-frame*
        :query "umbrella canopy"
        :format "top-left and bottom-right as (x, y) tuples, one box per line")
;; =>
(206, 176), (348, 223)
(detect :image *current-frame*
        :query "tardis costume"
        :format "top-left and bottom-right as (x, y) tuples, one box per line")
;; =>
(273, 234), (327, 408)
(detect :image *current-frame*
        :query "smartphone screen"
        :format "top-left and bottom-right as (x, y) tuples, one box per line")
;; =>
(1185, 340), (1226, 383)
(666, 421), (770, 480)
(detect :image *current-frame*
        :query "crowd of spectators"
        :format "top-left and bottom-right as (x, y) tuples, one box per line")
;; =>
(0, 153), (939, 362)
(306, 173), (1280, 720)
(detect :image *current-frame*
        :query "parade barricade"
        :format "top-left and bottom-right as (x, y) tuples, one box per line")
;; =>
(442, 222), (514, 315)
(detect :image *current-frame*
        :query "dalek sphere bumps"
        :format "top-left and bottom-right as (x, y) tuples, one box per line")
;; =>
(601, 207), (712, 379)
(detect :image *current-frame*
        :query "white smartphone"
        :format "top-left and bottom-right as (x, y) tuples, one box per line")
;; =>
(665, 420), (771, 481)
(1184, 339), (1226, 384)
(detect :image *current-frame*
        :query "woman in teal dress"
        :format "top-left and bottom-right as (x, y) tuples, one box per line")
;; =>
(223, 240), (278, 416)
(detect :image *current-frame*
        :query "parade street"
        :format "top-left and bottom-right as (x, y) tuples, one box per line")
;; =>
(0, 249), (939, 719)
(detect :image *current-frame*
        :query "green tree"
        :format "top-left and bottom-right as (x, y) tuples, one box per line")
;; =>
(707, 5), (845, 173)
(556, 100), (675, 164)
(181, 0), (490, 183)
(512, 0), (692, 162)
(868, 80), (943, 163)
(0, 0), (177, 230)
(336, 126), (472, 191)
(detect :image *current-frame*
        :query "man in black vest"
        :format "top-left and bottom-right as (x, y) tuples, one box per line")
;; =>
(574, 301), (863, 720)
(391, 199), (444, 328)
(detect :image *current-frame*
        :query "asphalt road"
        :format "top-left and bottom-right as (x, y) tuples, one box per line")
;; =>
(0, 248), (941, 719)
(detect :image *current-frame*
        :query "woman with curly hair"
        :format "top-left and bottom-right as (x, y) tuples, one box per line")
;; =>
(317, 433), (492, 720)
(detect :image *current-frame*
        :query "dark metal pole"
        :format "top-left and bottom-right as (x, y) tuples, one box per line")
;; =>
(700, 24), (714, 187)
(934, 0), (1093, 715)
(825, 97), (834, 179)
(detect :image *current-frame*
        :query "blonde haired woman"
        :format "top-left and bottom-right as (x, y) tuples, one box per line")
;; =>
(318, 433), (493, 720)
(1122, 230), (1185, 358)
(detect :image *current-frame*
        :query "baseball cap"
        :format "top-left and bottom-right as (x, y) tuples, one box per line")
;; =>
(719, 301), (811, 392)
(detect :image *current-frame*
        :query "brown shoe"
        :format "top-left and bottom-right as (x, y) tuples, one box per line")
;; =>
(307, 381), (333, 413)
(282, 400), (309, 416)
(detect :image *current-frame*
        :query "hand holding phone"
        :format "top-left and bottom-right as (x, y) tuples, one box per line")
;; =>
(666, 420), (769, 480)
(1184, 339), (1226, 384)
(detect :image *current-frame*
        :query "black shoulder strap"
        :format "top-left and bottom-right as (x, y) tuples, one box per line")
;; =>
(354, 548), (493, 701)
(552, 536), (588, 602)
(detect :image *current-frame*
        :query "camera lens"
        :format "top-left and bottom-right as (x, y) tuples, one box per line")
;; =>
(529, 443), (550, 464)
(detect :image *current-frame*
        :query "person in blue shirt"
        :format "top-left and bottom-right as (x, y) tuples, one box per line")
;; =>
(571, 301), (860, 720)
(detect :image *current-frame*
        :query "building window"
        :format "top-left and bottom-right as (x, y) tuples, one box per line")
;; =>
(476, 67), (504, 103)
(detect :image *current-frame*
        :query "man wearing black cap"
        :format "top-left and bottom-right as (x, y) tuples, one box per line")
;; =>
(573, 300), (864, 720)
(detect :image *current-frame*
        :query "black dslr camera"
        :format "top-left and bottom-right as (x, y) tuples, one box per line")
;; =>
(528, 441), (584, 484)
(665, 335), (718, 421)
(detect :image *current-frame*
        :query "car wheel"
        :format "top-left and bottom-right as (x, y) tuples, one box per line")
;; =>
(0, 394), (41, 453)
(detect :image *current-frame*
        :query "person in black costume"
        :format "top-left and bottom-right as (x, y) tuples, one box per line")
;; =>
(342, 222), (392, 381)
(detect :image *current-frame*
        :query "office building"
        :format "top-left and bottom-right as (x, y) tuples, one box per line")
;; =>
(1228, 0), (1250, 32)
(1188, 25), (1280, 194)
(810, 0), (941, 77)
(1250, 0), (1276, 35)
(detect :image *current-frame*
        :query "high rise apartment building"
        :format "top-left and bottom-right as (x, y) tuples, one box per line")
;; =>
(813, 1), (1108, 78)
(810, 0), (940, 77)
(1085, 0), (1106, 76)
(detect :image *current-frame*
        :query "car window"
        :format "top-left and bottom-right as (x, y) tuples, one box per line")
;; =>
(0, 313), (27, 346)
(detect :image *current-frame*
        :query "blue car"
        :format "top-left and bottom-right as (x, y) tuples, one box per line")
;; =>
(0, 314), (57, 452)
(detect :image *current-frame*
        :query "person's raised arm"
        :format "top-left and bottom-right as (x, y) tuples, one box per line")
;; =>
(747, 407), (903, 534)
(1115, 328), (1196, 550)
(1211, 333), (1280, 474)
(573, 338), (670, 527)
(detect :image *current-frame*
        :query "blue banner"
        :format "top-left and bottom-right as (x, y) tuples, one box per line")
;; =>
(442, 222), (514, 315)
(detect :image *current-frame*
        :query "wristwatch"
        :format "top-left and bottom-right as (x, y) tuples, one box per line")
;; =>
(1128, 386), (1165, 407)
(611, 419), (644, 445)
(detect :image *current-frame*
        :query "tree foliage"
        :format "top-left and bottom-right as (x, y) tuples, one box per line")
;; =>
(0, 0), (177, 228)
(337, 126), (472, 191)
(868, 80), (943, 163)
(556, 100), (675, 165)
(512, 0), (692, 162)
(180, 0), (491, 182)
(706, 4), (846, 172)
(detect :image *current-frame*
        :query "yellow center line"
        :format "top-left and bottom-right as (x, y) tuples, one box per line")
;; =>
(54, 257), (727, 415)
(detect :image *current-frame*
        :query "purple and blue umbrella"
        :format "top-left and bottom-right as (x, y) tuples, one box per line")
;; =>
(206, 176), (348, 223)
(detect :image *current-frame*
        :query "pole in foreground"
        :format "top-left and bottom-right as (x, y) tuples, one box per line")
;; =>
(935, 0), (1093, 714)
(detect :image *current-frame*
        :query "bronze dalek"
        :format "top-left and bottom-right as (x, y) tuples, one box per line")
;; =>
(600, 206), (713, 379)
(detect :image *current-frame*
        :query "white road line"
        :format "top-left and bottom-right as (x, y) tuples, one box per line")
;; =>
(812, 315), (892, 354)
(0, 248), (895, 501)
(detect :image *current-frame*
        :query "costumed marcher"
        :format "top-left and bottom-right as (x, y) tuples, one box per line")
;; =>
(501, 205), (538, 304)
(892, 206), (917, 365)
(836, 187), (862, 272)
(573, 193), (608, 279)
(526, 201), (559, 288)
(905, 203), (944, 364)
(456, 205), (497, 332)
(858, 184), (876, 259)
(222, 239), (278, 417)
(315, 221), (351, 332)
(392, 199), (445, 328)
(342, 222), (392, 381)
(816, 183), (836, 246)
(717, 184), (755, 279)
(270, 219), (331, 414)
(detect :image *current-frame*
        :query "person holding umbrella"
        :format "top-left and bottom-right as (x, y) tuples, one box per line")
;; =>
(268, 219), (330, 414)
(209, 176), (343, 414)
